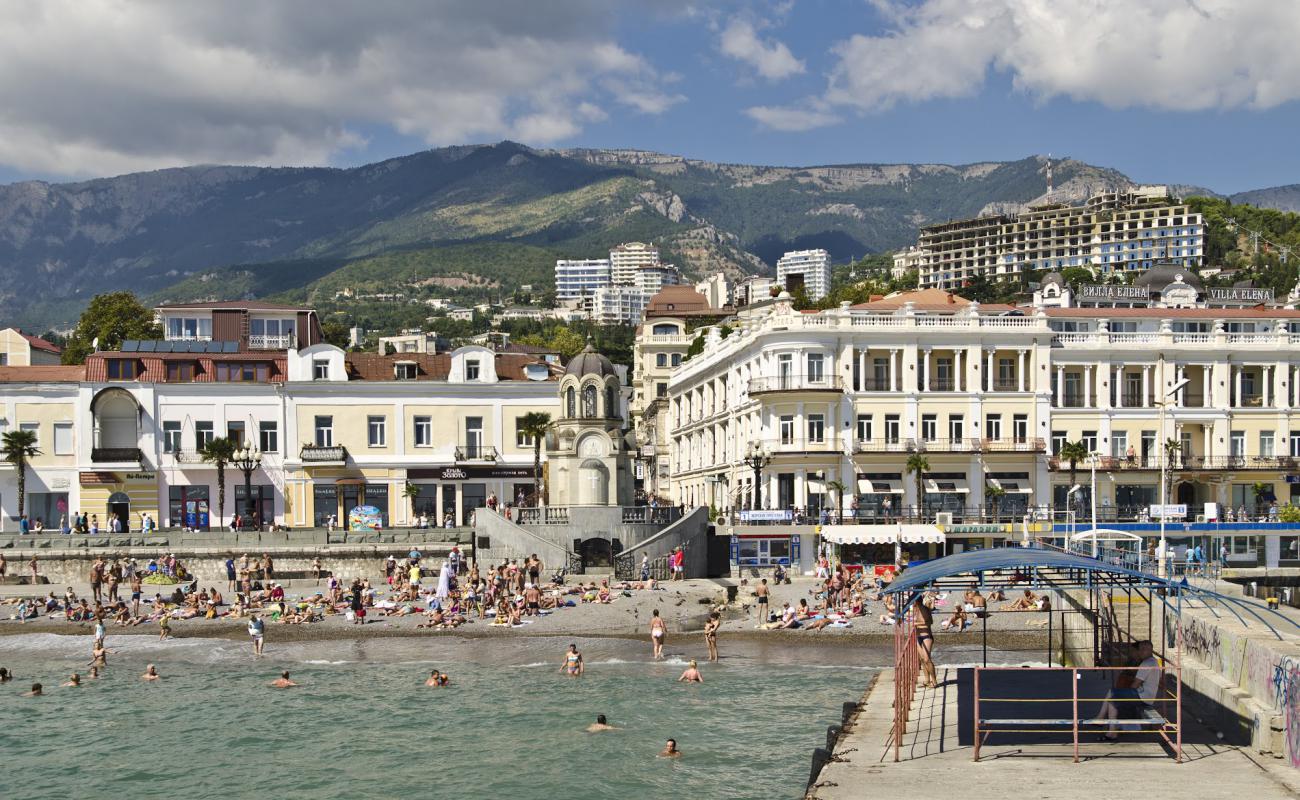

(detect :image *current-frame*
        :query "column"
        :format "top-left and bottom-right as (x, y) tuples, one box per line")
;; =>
(1141, 365), (1150, 407)
(891, 350), (900, 392)
(859, 349), (868, 392)
(1264, 365), (1272, 407)
(1083, 365), (1093, 408)
(922, 349), (932, 392)
(1017, 350), (1027, 393)
(954, 349), (963, 392)
(1055, 366), (1064, 407)
(1175, 364), (1185, 407)
(986, 349), (995, 392)
(1114, 366), (1123, 408)
(1203, 427), (1212, 462)
(1233, 365), (1242, 408)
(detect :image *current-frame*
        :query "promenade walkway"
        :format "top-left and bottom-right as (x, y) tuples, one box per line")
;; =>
(809, 667), (1300, 800)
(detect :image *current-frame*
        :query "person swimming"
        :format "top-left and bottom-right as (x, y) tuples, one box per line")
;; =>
(24, 683), (43, 697)
(586, 714), (615, 732)
(560, 643), (584, 677)
(141, 664), (160, 681)
(659, 738), (682, 758)
(678, 660), (704, 683)
(271, 671), (297, 688)
(62, 673), (81, 688)
(425, 669), (449, 687)
(0, 667), (11, 683)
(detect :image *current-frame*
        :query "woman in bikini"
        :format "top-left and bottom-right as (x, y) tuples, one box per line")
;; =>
(560, 643), (584, 677)
(914, 595), (937, 688)
(649, 609), (667, 659)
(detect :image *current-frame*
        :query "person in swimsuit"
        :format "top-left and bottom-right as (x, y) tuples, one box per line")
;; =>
(914, 595), (937, 688)
(754, 579), (770, 625)
(678, 660), (703, 683)
(24, 683), (42, 697)
(587, 714), (614, 732)
(248, 614), (265, 655)
(271, 671), (298, 688)
(425, 669), (450, 686)
(649, 609), (667, 660)
(62, 673), (82, 687)
(141, 664), (160, 681)
(560, 644), (584, 677)
(703, 612), (721, 662)
(659, 738), (682, 758)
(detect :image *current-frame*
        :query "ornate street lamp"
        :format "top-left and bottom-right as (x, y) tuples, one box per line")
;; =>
(232, 445), (263, 530)
(744, 442), (773, 510)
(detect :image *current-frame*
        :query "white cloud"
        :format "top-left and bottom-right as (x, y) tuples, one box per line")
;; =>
(0, 0), (684, 177)
(719, 19), (805, 80)
(751, 0), (1300, 130)
(744, 104), (840, 132)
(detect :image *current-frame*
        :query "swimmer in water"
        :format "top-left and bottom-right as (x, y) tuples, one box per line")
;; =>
(270, 671), (297, 688)
(88, 644), (108, 669)
(62, 673), (82, 688)
(586, 714), (615, 732)
(24, 683), (43, 697)
(0, 667), (11, 682)
(88, 666), (100, 680)
(425, 670), (449, 687)
(559, 643), (584, 677)
(659, 738), (682, 758)
(678, 660), (704, 683)
(141, 664), (160, 681)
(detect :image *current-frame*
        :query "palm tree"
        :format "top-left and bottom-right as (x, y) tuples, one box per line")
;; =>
(518, 411), (552, 504)
(905, 453), (929, 519)
(2, 429), (41, 519)
(403, 482), (421, 523)
(200, 436), (237, 529)
(1163, 437), (1182, 501)
(986, 483), (1007, 522)
(825, 479), (846, 523)
(1058, 440), (1089, 510)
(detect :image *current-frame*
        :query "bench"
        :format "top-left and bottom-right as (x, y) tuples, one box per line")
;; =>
(980, 706), (1168, 728)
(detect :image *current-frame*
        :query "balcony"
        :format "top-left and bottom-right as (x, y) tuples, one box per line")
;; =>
(1047, 454), (1300, 472)
(990, 379), (1024, 392)
(300, 444), (348, 464)
(981, 437), (1046, 453)
(91, 447), (142, 464)
(915, 438), (982, 453)
(757, 438), (843, 455)
(748, 374), (844, 395)
(853, 438), (918, 454)
(454, 445), (498, 461)
(248, 333), (295, 350)
(857, 378), (894, 391)
(168, 448), (205, 464)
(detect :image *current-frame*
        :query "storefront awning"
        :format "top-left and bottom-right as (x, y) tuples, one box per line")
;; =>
(925, 478), (970, 494)
(988, 478), (1032, 494)
(807, 478), (825, 494)
(818, 524), (945, 545)
(858, 478), (903, 494)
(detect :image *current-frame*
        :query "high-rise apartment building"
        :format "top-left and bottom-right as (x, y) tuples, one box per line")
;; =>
(610, 242), (660, 286)
(555, 258), (611, 302)
(776, 249), (831, 301)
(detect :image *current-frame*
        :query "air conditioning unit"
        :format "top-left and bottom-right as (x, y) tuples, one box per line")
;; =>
(1195, 514), (1207, 523)
(936, 512), (954, 526)
(715, 514), (730, 527)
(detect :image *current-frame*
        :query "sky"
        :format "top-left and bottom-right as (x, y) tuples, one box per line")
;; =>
(0, 0), (1297, 193)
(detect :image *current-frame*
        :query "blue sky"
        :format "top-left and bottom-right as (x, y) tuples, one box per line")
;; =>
(0, 1), (1296, 193)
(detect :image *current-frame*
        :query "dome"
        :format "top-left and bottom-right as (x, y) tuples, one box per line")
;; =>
(1040, 271), (1065, 287)
(564, 342), (618, 379)
(1133, 262), (1203, 291)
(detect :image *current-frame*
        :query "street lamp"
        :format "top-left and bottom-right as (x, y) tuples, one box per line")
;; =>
(1155, 377), (1191, 576)
(744, 442), (772, 510)
(232, 445), (263, 531)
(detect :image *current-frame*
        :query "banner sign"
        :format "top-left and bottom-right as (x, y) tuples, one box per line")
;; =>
(408, 466), (534, 480)
(1079, 284), (1148, 303)
(1149, 503), (1187, 519)
(1208, 287), (1273, 304)
(737, 509), (793, 523)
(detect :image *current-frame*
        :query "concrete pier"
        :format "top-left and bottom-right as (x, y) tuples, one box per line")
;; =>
(809, 667), (1300, 800)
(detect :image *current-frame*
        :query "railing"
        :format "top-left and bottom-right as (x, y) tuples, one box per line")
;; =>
(856, 378), (895, 391)
(517, 506), (569, 525)
(91, 447), (142, 463)
(168, 448), (205, 463)
(1050, 454), (1300, 471)
(915, 438), (982, 452)
(756, 437), (845, 454)
(1232, 393), (1265, 407)
(454, 445), (498, 461)
(1053, 394), (1087, 408)
(247, 333), (294, 349)
(990, 379), (1024, 391)
(890, 612), (920, 762)
(299, 444), (348, 463)
(982, 437), (1046, 452)
(927, 379), (958, 391)
(853, 438), (915, 453)
(621, 505), (682, 524)
(748, 374), (844, 394)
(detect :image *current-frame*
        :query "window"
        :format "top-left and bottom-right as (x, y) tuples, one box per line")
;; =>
(227, 421), (245, 447)
(949, 414), (964, 442)
(566, 387), (576, 417)
(367, 416), (386, 447)
(885, 415), (901, 443)
(162, 421), (182, 453)
(1112, 431), (1128, 458)
(1230, 430), (1245, 457)
(671, 353), (682, 367)
(1081, 430), (1097, 453)
(52, 422), (72, 455)
(1051, 430), (1067, 455)
(651, 323), (679, 335)
(779, 415), (794, 445)
(215, 363), (269, 382)
(106, 359), (137, 380)
(1013, 414), (1028, 443)
(314, 416), (333, 447)
(655, 382), (667, 398)
(18, 421), (38, 446)
(656, 353), (667, 368)
(258, 421), (278, 453)
(313, 359), (330, 381)
(414, 416), (432, 447)
(997, 358), (1015, 387)
(807, 414), (825, 444)
(165, 362), (195, 381)
(921, 414), (937, 442)
(806, 353), (824, 383)
(464, 417), (484, 457)
(985, 414), (1001, 441)
(856, 414), (872, 442)
(516, 417), (536, 448)
(394, 362), (417, 380)
(1261, 431), (1276, 458)
(465, 358), (481, 380)
(1291, 431), (1300, 458)
(166, 317), (212, 340)
(195, 421), (214, 449)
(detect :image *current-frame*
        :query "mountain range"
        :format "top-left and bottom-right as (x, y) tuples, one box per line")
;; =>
(0, 141), (1292, 327)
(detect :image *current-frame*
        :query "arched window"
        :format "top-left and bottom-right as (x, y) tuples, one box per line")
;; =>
(605, 385), (617, 419)
(582, 384), (598, 418)
(566, 387), (576, 418)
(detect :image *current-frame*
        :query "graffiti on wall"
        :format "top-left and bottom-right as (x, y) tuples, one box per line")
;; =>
(1273, 656), (1300, 768)
(1183, 618), (1224, 672)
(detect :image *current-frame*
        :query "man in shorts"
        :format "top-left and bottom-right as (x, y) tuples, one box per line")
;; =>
(755, 578), (771, 626)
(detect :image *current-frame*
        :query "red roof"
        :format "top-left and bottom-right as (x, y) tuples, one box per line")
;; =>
(6, 328), (62, 354)
(0, 365), (84, 382)
(85, 352), (286, 383)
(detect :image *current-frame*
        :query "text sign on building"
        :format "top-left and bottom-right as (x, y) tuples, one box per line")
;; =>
(1208, 287), (1274, 305)
(1078, 284), (1148, 303)
(1149, 503), (1187, 519)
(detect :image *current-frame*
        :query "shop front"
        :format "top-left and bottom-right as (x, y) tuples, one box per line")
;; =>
(168, 485), (211, 530)
(731, 531), (803, 570)
(818, 524), (946, 566)
(310, 480), (391, 528)
(79, 471), (160, 532)
(407, 465), (534, 526)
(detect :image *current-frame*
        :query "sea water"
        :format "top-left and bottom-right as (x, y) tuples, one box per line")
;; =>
(0, 633), (880, 800)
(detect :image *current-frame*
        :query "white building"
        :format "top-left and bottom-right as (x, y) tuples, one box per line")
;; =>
(776, 249), (832, 301)
(891, 247), (926, 281)
(695, 273), (731, 309)
(555, 258), (612, 302)
(610, 242), (660, 286)
(635, 264), (680, 297)
(592, 285), (650, 325)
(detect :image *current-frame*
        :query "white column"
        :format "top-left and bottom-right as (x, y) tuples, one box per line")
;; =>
(922, 349), (932, 392)
(1141, 366), (1150, 407)
(1175, 364), (1185, 407)
(1233, 364), (1242, 408)
(891, 349), (899, 392)
(1017, 350), (1027, 392)
(1055, 366), (1064, 407)
(1203, 427), (1212, 461)
(985, 349), (994, 391)
(859, 349), (868, 392)
(1114, 366), (1123, 408)
(1264, 365), (1272, 407)
(1083, 365), (1093, 408)
(954, 349), (963, 392)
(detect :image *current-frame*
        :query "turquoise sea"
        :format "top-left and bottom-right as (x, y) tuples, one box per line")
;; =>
(0, 632), (880, 800)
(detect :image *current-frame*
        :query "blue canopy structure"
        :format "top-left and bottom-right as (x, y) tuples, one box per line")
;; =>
(881, 546), (1300, 638)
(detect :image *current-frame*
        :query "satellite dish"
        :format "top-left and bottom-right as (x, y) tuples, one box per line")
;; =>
(91, 337), (99, 352)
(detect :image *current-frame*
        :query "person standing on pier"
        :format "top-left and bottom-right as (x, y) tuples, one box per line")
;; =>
(914, 595), (937, 689)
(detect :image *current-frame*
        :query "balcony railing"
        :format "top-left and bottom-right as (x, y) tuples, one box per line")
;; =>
(454, 445), (498, 461)
(853, 438), (917, 453)
(981, 437), (1046, 453)
(300, 444), (348, 463)
(1048, 454), (1300, 471)
(748, 374), (844, 394)
(168, 448), (205, 463)
(927, 378), (958, 392)
(756, 438), (844, 454)
(247, 333), (295, 350)
(990, 379), (1024, 392)
(856, 378), (895, 391)
(91, 447), (142, 464)
(915, 437), (982, 452)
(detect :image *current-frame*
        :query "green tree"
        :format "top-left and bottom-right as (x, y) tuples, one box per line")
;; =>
(825, 479), (847, 524)
(321, 320), (351, 349)
(517, 326), (586, 359)
(61, 292), (162, 364)
(985, 483), (1007, 521)
(905, 453), (930, 517)
(200, 437), (238, 528)
(517, 411), (553, 502)
(1, 429), (41, 519)
(403, 482), (421, 522)
(1058, 441), (1090, 508)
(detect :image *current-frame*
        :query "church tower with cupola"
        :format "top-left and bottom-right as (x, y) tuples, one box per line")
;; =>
(546, 342), (635, 506)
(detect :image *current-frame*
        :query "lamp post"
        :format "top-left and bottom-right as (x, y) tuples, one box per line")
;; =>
(1155, 377), (1191, 577)
(744, 442), (772, 510)
(1089, 451), (1099, 557)
(232, 446), (263, 531)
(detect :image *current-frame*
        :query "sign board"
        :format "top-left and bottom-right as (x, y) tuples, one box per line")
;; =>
(1204, 501), (1219, 521)
(729, 535), (739, 563)
(1079, 284), (1149, 303)
(1149, 503), (1187, 519)
(1208, 287), (1274, 305)
(1284, 475), (1300, 484)
(737, 509), (794, 523)
(125, 472), (156, 481)
(408, 466), (534, 480)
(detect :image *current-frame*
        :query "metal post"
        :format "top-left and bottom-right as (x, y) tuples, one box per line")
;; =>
(1090, 454), (1098, 557)
(1071, 667), (1080, 763)
(1159, 399), (1167, 576)
(973, 667), (982, 762)
(1048, 608), (1053, 667)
